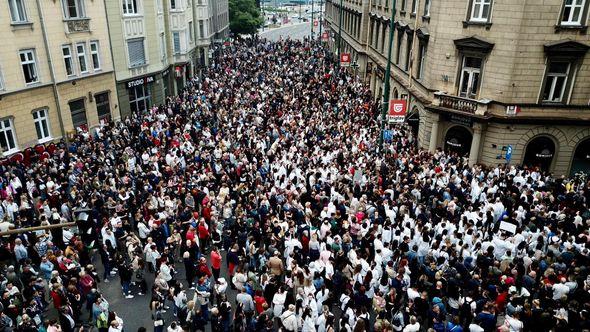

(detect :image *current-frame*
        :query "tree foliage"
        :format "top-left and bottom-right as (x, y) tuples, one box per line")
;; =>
(229, 0), (264, 36)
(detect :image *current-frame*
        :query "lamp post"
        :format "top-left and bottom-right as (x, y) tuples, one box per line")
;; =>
(336, 0), (343, 72)
(311, 0), (314, 38)
(378, 0), (397, 153)
(319, 0), (323, 37)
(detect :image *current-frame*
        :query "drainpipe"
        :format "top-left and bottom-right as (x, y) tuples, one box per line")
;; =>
(103, 0), (123, 121)
(35, 0), (68, 145)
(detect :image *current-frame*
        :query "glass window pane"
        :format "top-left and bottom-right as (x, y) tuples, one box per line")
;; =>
(549, 62), (568, 74)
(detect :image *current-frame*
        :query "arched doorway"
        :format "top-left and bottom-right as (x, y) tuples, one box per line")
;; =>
(407, 107), (420, 140)
(522, 136), (556, 172)
(393, 88), (399, 99)
(570, 137), (590, 176)
(444, 126), (472, 156)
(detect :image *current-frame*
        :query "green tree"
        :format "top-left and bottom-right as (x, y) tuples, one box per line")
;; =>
(229, 0), (264, 36)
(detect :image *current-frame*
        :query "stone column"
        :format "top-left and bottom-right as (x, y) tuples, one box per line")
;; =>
(428, 113), (440, 153)
(469, 123), (483, 165)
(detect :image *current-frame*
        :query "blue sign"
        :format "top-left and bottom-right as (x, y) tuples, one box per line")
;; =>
(383, 130), (393, 143)
(506, 145), (513, 162)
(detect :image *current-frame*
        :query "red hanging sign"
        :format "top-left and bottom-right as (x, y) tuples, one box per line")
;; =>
(387, 99), (407, 123)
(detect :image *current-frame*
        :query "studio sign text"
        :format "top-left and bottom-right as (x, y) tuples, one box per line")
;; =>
(127, 75), (155, 88)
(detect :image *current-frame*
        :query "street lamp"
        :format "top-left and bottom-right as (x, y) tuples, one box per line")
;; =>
(378, 0), (397, 153)
(336, 0), (343, 72)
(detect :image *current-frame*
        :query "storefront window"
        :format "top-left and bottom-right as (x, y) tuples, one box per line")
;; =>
(129, 84), (151, 114)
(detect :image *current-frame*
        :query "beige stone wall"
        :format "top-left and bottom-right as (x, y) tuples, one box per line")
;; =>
(0, 86), (60, 149)
(56, 72), (118, 132)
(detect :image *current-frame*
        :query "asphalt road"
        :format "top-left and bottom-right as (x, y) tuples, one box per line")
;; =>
(259, 22), (312, 41)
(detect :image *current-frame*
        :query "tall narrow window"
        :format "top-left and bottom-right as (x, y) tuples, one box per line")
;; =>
(189, 22), (194, 42)
(90, 41), (101, 70)
(173, 32), (181, 54)
(411, 0), (417, 14)
(170, 0), (176, 9)
(424, 0), (431, 16)
(76, 43), (88, 74)
(19, 49), (38, 84)
(95, 92), (111, 120)
(405, 34), (413, 71)
(0, 118), (18, 154)
(542, 62), (570, 103)
(400, 0), (407, 11)
(160, 33), (167, 61)
(127, 38), (146, 67)
(199, 20), (205, 38)
(459, 56), (482, 99)
(122, 0), (139, 14)
(561, 0), (586, 25)
(69, 99), (87, 129)
(9, 0), (27, 23)
(62, 45), (75, 76)
(381, 25), (387, 53)
(62, 0), (85, 19)
(417, 43), (427, 79)
(395, 31), (403, 64)
(32, 109), (51, 142)
(470, 0), (492, 22)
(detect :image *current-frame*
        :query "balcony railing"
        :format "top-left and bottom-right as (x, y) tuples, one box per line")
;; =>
(65, 18), (90, 33)
(434, 92), (490, 115)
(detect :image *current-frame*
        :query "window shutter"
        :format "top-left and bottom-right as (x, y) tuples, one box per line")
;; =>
(128, 39), (146, 67)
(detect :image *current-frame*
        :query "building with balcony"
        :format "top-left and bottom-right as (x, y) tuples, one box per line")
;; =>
(0, 0), (118, 156)
(325, 0), (590, 176)
(105, 0), (228, 118)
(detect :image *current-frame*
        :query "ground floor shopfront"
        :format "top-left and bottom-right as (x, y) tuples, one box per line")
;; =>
(117, 67), (175, 118)
(416, 108), (590, 176)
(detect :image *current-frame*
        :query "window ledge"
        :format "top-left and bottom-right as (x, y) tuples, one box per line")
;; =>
(410, 13), (416, 18)
(399, 10), (406, 17)
(38, 137), (53, 144)
(554, 24), (587, 34)
(1, 148), (21, 156)
(422, 15), (430, 23)
(462, 20), (493, 30)
(11, 21), (33, 29)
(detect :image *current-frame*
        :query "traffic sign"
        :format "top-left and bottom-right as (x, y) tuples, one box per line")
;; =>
(383, 130), (393, 142)
(506, 145), (513, 162)
(340, 53), (351, 67)
(387, 99), (407, 123)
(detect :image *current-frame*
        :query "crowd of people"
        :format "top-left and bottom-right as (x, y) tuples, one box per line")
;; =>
(0, 36), (589, 332)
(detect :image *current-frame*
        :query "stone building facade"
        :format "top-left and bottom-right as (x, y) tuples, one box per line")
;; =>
(325, 0), (590, 176)
(0, 0), (118, 155)
(104, 0), (229, 118)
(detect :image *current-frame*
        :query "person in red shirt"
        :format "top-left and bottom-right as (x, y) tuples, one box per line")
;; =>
(253, 291), (267, 314)
(197, 257), (212, 279)
(197, 219), (210, 249)
(210, 246), (222, 280)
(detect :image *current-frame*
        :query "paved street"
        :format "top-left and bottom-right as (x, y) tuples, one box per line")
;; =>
(259, 22), (312, 41)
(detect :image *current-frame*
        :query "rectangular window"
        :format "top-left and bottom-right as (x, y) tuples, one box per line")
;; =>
(160, 33), (167, 61)
(199, 20), (205, 38)
(470, 0), (492, 22)
(424, 0), (431, 16)
(62, 45), (74, 76)
(173, 32), (181, 54)
(62, 0), (85, 19)
(19, 49), (38, 84)
(9, 0), (27, 23)
(170, 0), (176, 9)
(395, 31), (403, 64)
(417, 43), (427, 79)
(95, 92), (111, 120)
(411, 0), (417, 14)
(189, 22), (194, 42)
(542, 61), (570, 103)
(122, 0), (139, 14)
(90, 41), (101, 70)
(127, 38), (146, 67)
(381, 25), (387, 53)
(459, 56), (483, 99)
(129, 84), (151, 113)
(400, 0), (406, 11)
(69, 99), (87, 129)
(32, 109), (51, 142)
(76, 43), (88, 74)
(0, 118), (18, 154)
(405, 34), (413, 71)
(561, 0), (586, 25)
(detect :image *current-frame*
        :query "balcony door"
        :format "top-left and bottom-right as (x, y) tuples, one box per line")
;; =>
(459, 56), (482, 99)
